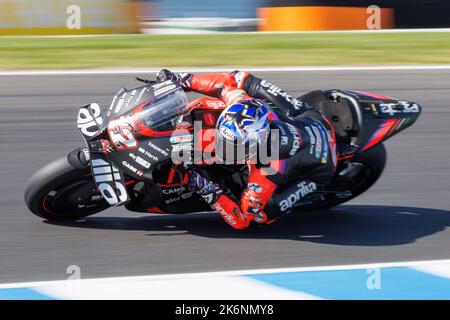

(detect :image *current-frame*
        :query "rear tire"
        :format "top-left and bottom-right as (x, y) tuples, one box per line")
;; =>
(306, 143), (387, 210)
(24, 149), (109, 220)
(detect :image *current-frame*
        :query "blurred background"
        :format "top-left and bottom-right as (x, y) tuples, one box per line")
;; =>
(0, 0), (449, 35)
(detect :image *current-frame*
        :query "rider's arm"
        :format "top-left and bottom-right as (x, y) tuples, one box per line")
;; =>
(186, 164), (277, 229)
(187, 73), (237, 97)
(156, 69), (251, 105)
(233, 71), (311, 118)
(212, 194), (250, 230)
(157, 69), (309, 116)
(187, 73), (253, 105)
(187, 169), (250, 230)
(185, 70), (310, 117)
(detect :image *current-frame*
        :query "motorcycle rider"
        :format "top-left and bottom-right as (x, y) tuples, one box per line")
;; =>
(157, 69), (337, 230)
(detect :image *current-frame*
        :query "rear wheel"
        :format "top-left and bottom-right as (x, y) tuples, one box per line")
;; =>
(24, 149), (110, 220)
(305, 143), (387, 210)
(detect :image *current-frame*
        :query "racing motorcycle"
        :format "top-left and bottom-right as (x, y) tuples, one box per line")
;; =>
(24, 77), (421, 222)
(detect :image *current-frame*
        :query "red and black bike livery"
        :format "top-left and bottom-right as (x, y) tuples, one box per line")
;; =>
(24, 79), (421, 222)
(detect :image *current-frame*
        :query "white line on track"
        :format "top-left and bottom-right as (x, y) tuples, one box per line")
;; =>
(0, 259), (449, 289)
(7, 28), (450, 37)
(153, 28), (450, 35)
(248, 28), (450, 34)
(1, 65), (450, 76)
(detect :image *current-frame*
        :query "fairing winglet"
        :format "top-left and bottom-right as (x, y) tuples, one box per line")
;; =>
(76, 103), (129, 206)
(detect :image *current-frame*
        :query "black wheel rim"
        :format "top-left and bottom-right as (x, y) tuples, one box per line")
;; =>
(43, 177), (108, 216)
(322, 163), (373, 202)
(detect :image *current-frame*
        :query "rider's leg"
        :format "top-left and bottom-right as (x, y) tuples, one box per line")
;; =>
(257, 178), (319, 225)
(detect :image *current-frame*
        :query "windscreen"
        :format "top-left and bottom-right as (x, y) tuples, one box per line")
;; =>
(138, 87), (189, 131)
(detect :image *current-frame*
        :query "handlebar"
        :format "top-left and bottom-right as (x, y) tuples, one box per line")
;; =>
(135, 77), (157, 85)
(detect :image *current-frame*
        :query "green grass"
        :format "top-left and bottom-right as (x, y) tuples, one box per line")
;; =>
(1, 32), (450, 70)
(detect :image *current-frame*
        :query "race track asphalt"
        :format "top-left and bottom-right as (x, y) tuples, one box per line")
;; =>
(0, 69), (449, 283)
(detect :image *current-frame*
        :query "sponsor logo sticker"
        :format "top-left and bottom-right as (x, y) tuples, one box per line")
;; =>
(279, 181), (317, 212)
(311, 126), (322, 159)
(219, 126), (236, 141)
(170, 135), (192, 144)
(154, 84), (177, 96)
(147, 141), (169, 157)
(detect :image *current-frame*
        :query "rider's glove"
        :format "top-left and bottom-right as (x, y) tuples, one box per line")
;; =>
(156, 69), (192, 90)
(187, 169), (222, 205)
(241, 188), (263, 215)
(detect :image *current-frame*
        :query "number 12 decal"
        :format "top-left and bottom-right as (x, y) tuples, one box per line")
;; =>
(107, 116), (138, 150)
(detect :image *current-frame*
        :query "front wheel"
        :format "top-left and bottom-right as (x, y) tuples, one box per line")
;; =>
(24, 149), (110, 220)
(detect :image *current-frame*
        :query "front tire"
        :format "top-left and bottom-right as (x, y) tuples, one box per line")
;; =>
(24, 149), (110, 220)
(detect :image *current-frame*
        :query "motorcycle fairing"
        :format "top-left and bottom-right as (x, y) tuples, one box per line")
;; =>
(77, 103), (129, 206)
(92, 81), (192, 183)
(89, 153), (128, 206)
(325, 89), (421, 154)
(361, 118), (400, 152)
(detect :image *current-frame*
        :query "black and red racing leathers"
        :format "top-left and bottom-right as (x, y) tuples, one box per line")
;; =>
(163, 70), (337, 229)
